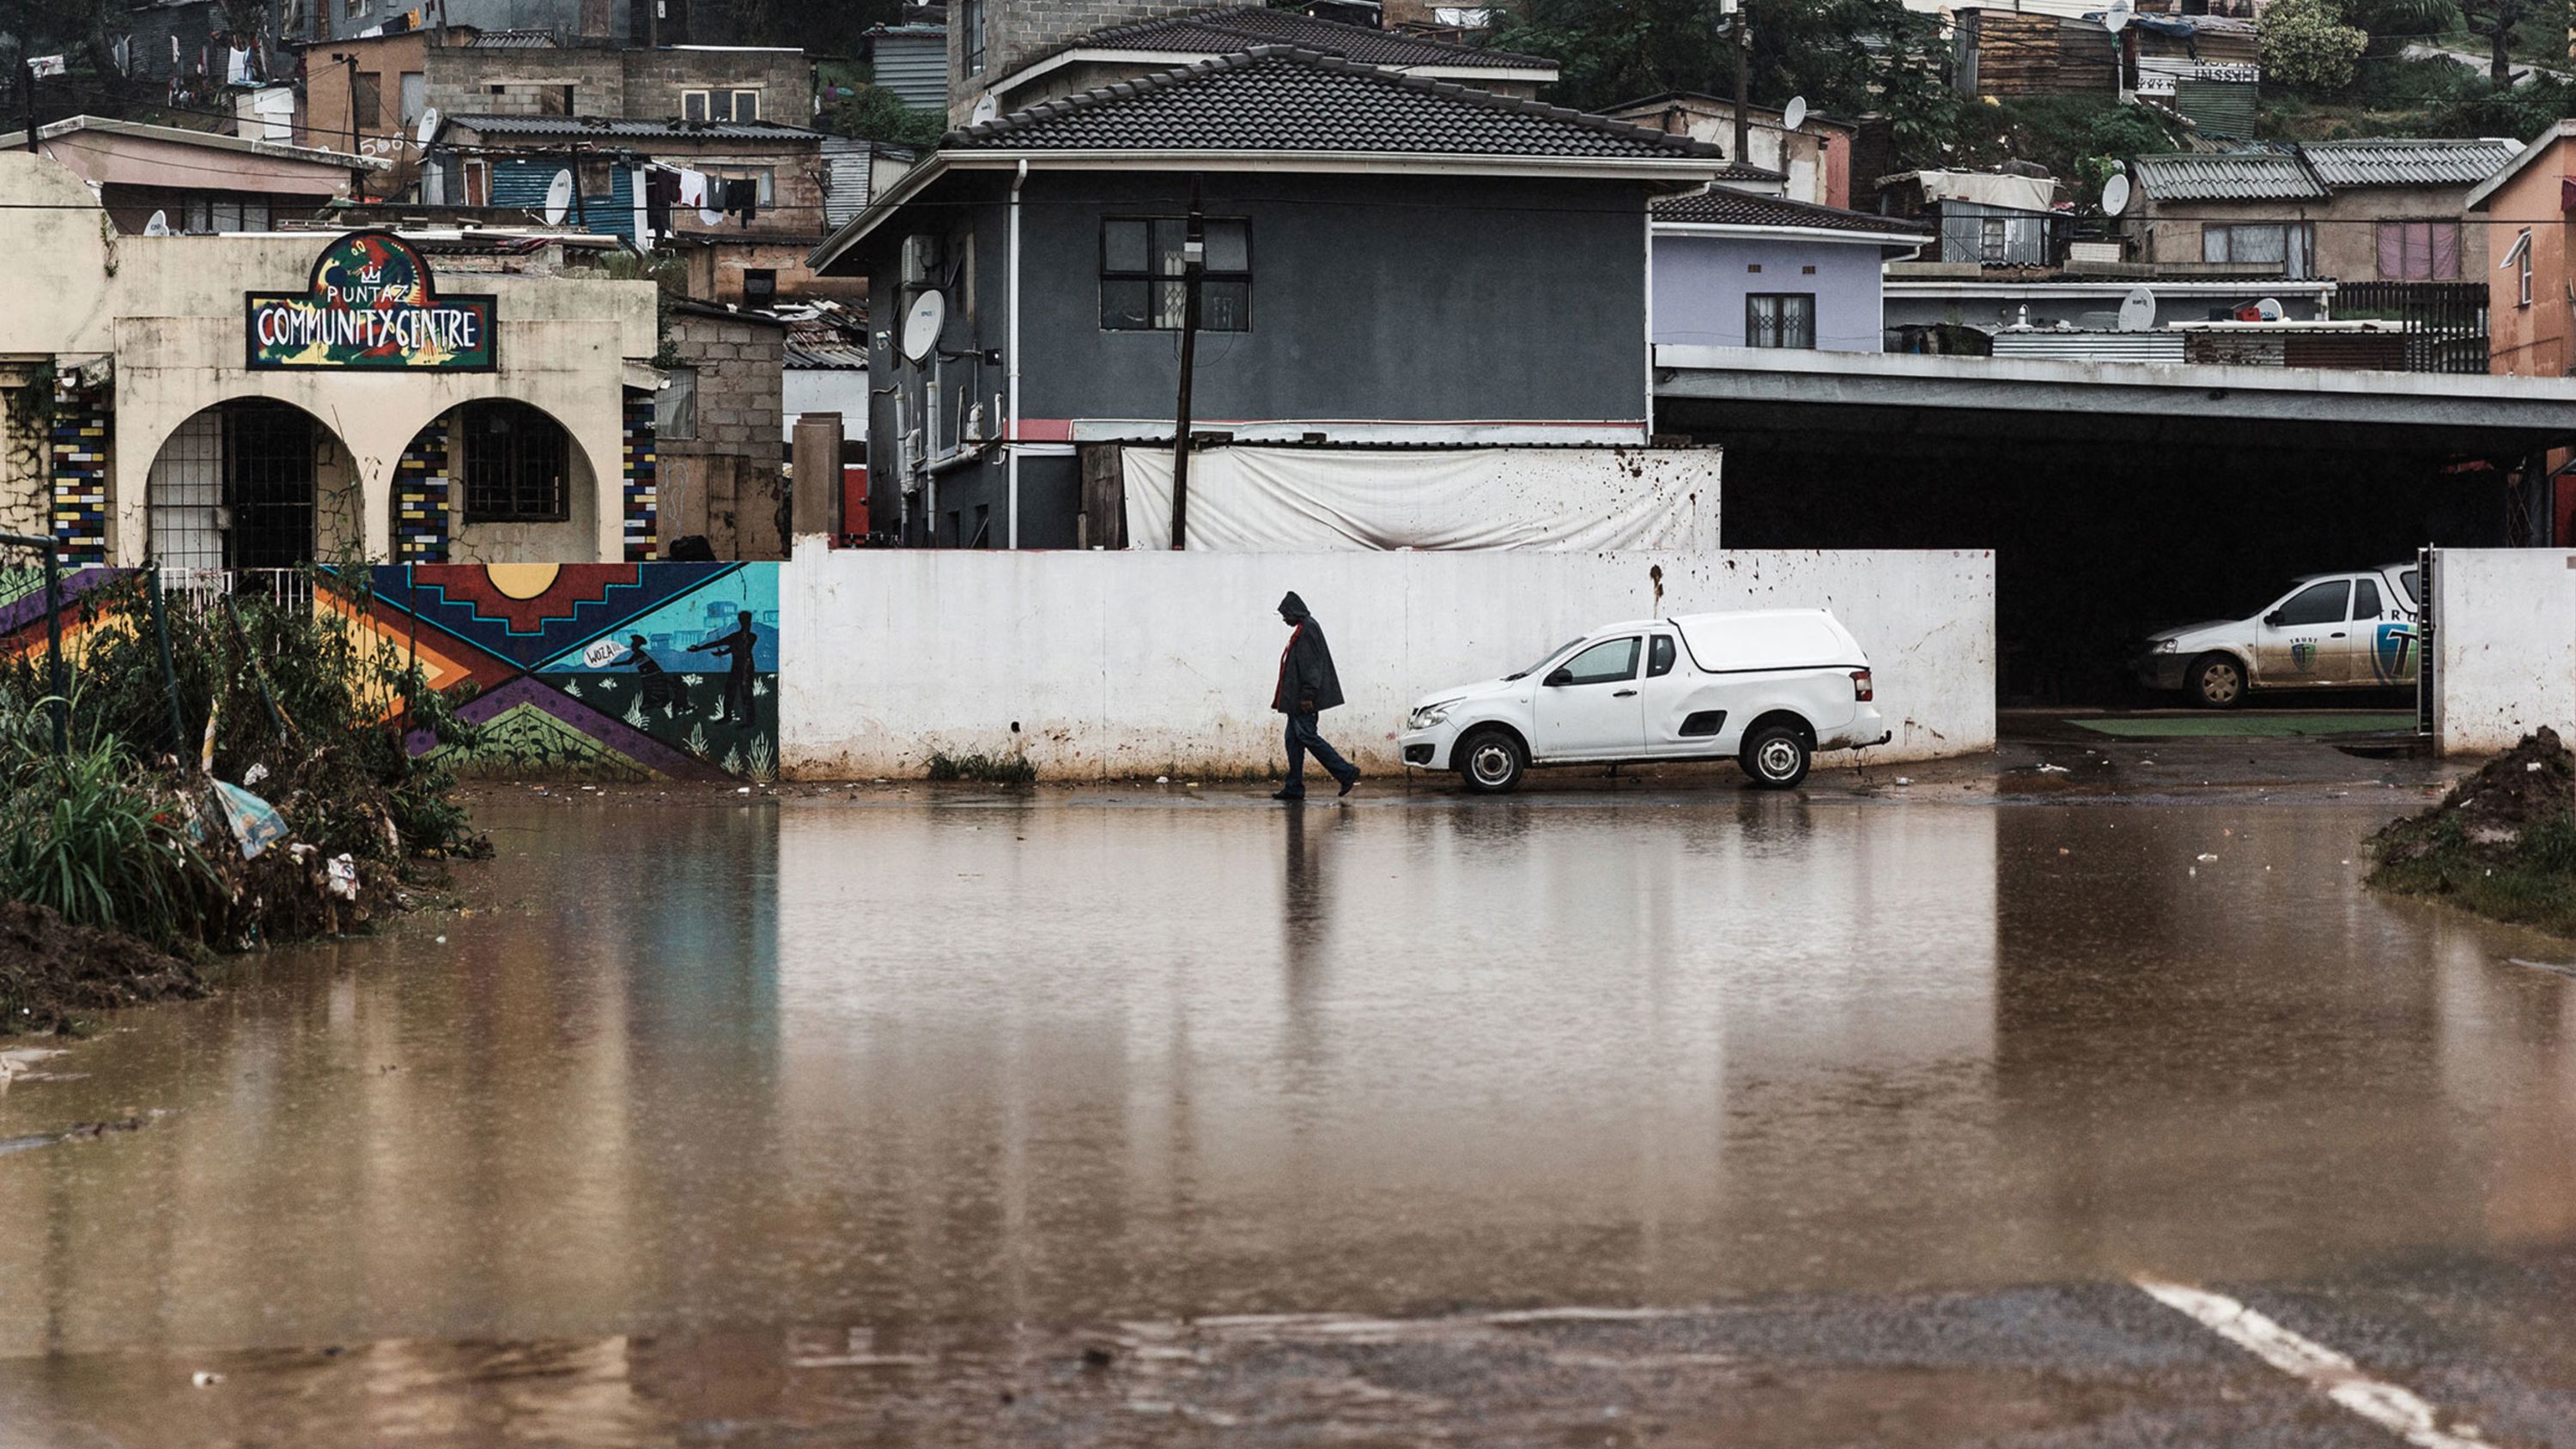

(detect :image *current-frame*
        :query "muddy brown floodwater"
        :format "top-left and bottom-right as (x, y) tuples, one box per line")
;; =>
(3, 787), (2574, 1444)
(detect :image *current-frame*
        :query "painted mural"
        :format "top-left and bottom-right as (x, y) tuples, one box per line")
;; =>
(365, 563), (780, 781)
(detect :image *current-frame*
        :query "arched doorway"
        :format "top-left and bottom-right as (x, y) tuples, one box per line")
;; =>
(146, 400), (356, 570)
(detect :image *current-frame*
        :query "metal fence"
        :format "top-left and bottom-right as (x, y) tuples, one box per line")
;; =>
(2332, 282), (2489, 375)
(161, 567), (317, 612)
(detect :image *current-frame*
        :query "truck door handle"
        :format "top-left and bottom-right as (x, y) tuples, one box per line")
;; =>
(1613, 688), (1638, 697)
(2330, 632), (2347, 638)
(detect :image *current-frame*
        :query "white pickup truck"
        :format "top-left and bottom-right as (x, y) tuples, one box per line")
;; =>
(1396, 609), (1891, 793)
(2133, 563), (2421, 708)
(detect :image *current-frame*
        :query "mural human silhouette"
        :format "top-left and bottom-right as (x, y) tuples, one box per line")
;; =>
(690, 610), (759, 723)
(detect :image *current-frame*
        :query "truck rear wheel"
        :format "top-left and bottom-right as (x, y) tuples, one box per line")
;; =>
(1457, 728), (1526, 795)
(1740, 724), (1811, 790)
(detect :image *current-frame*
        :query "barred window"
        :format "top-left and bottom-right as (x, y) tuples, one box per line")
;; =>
(1747, 293), (1815, 349)
(460, 402), (569, 523)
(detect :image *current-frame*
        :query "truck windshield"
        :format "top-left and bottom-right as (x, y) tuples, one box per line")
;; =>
(1504, 638), (1586, 682)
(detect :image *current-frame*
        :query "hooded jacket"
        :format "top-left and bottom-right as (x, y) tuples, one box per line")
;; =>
(1271, 591), (1346, 715)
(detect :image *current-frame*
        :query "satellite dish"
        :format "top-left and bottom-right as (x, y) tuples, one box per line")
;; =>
(415, 105), (440, 145)
(901, 289), (947, 364)
(2101, 8), (2129, 31)
(969, 92), (998, 125)
(143, 209), (171, 236)
(1781, 95), (1807, 131)
(2116, 285), (2155, 332)
(2100, 172), (2132, 216)
(542, 167), (574, 226)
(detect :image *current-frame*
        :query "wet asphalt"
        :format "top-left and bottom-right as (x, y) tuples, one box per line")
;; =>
(3, 728), (2574, 1445)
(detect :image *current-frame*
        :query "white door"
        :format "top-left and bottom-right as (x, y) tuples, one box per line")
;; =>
(1637, 630), (1712, 756)
(147, 410), (224, 570)
(1533, 635), (1645, 759)
(2255, 579), (2351, 686)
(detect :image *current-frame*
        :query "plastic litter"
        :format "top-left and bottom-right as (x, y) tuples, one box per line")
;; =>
(240, 762), (268, 786)
(192, 1372), (223, 1388)
(325, 854), (359, 901)
(2197, 852), (2220, 862)
(211, 781), (288, 861)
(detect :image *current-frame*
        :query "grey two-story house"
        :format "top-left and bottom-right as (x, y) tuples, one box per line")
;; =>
(807, 45), (1747, 549)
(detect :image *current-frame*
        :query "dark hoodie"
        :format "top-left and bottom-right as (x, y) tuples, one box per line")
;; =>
(1272, 591), (1346, 714)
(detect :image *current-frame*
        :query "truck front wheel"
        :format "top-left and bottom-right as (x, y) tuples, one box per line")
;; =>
(2190, 652), (2246, 709)
(1457, 729), (1526, 795)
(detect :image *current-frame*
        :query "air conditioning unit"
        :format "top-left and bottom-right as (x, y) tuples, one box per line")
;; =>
(900, 233), (939, 288)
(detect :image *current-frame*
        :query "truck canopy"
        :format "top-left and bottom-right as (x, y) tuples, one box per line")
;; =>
(1669, 610), (1863, 673)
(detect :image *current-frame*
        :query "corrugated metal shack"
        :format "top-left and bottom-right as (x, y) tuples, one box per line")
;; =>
(867, 24), (948, 113)
(1954, 9), (2118, 97)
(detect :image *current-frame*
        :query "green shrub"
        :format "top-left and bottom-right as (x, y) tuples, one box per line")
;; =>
(926, 750), (1036, 785)
(0, 698), (215, 949)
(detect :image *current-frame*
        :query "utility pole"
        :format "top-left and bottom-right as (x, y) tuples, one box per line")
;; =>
(1169, 173), (1205, 550)
(645, 0), (658, 48)
(21, 58), (36, 153)
(1728, 0), (1751, 167)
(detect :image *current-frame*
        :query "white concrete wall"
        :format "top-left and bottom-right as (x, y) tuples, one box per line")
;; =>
(2433, 548), (2576, 755)
(781, 545), (1995, 779)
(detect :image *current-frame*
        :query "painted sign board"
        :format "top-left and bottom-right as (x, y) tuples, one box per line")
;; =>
(246, 230), (496, 371)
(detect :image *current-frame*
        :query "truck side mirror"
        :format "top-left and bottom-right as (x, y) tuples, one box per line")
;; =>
(2263, 610), (2286, 627)
(1544, 667), (1574, 688)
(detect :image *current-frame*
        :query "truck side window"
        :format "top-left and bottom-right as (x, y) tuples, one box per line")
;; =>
(1648, 634), (1676, 677)
(1561, 637), (1640, 685)
(2353, 579), (2382, 621)
(2275, 580), (2348, 627)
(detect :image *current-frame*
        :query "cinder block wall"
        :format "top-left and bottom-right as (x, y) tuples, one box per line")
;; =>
(954, 0), (1207, 124)
(662, 309), (787, 559)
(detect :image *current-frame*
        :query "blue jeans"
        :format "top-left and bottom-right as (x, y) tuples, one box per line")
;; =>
(1280, 712), (1355, 797)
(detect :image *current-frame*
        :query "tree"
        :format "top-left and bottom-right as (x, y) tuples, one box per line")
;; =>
(2260, 0), (2370, 94)
(821, 84), (946, 149)
(2456, 0), (2536, 87)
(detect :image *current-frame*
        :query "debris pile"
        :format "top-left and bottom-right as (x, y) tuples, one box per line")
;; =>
(0, 900), (206, 1035)
(2368, 729), (2576, 936)
(2372, 727), (2573, 864)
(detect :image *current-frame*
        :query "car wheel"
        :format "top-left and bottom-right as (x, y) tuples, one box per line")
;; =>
(1740, 724), (1810, 790)
(2190, 652), (2246, 710)
(1457, 728), (1526, 795)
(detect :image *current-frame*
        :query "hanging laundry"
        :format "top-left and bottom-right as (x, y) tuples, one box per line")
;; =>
(228, 45), (252, 86)
(721, 177), (758, 227)
(677, 168), (721, 227)
(644, 167), (680, 236)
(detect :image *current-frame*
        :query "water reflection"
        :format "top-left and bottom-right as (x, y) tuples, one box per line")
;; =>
(0, 792), (2565, 1374)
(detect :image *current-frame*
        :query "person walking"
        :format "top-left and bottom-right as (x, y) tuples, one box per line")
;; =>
(1272, 591), (1358, 802)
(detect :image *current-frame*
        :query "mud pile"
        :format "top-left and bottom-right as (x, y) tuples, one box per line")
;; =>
(2373, 727), (2575, 864)
(0, 900), (206, 1036)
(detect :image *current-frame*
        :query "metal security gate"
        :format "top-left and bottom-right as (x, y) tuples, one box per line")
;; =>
(146, 410), (225, 568)
(2415, 545), (2436, 737)
(222, 402), (316, 569)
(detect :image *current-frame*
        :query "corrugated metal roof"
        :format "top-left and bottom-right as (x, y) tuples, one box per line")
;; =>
(819, 136), (873, 227)
(2131, 149), (2327, 201)
(2301, 137), (2519, 188)
(1992, 331), (2190, 364)
(447, 114), (823, 142)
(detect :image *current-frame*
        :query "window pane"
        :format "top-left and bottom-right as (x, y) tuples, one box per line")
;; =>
(1648, 635), (1676, 677)
(2233, 226), (2287, 264)
(1200, 280), (1249, 331)
(1152, 219), (1188, 275)
(1103, 220), (1147, 273)
(2432, 221), (2459, 279)
(732, 89), (760, 120)
(2377, 222), (2403, 279)
(2353, 579), (2382, 621)
(657, 367), (697, 441)
(2202, 227), (2228, 263)
(683, 92), (708, 121)
(2398, 569), (2421, 608)
(2275, 581), (2348, 627)
(1101, 279), (1151, 330)
(1783, 294), (1815, 349)
(1563, 638), (1640, 685)
(1204, 219), (1249, 272)
(1155, 278), (1188, 329)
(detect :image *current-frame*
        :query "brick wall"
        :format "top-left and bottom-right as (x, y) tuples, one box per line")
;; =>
(954, 0), (1206, 124)
(623, 48), (811, 123)
(426, 46), (627, 123)
(662, 309), (787, 559)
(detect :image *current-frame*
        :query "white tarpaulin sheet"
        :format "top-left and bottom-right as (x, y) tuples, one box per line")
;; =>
(1121, 446), (1720, 552)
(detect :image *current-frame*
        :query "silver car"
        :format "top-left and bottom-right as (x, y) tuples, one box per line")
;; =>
(2134, 564), (2421, 708)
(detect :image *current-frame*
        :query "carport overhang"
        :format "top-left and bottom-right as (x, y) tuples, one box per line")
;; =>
(1654, 345), (2576, 458)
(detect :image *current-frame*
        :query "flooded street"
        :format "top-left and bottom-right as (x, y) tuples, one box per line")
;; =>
(6, 781), (2576, 1444)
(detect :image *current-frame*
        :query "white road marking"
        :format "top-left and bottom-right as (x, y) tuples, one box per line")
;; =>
(2134, 1276), (2487, 1449)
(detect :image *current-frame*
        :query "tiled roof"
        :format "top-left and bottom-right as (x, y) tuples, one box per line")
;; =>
(2129, 150), (2328, 202)
(446, 114), (823, 142)
(1074, 5), (1551, 70)
(1654, 187), (1932, 236)
(945, 47), (1735, 161)
(2301, 137), (2519, 188)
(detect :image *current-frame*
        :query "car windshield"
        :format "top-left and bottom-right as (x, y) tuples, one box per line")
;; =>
(1504, 637), (1587, 682)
